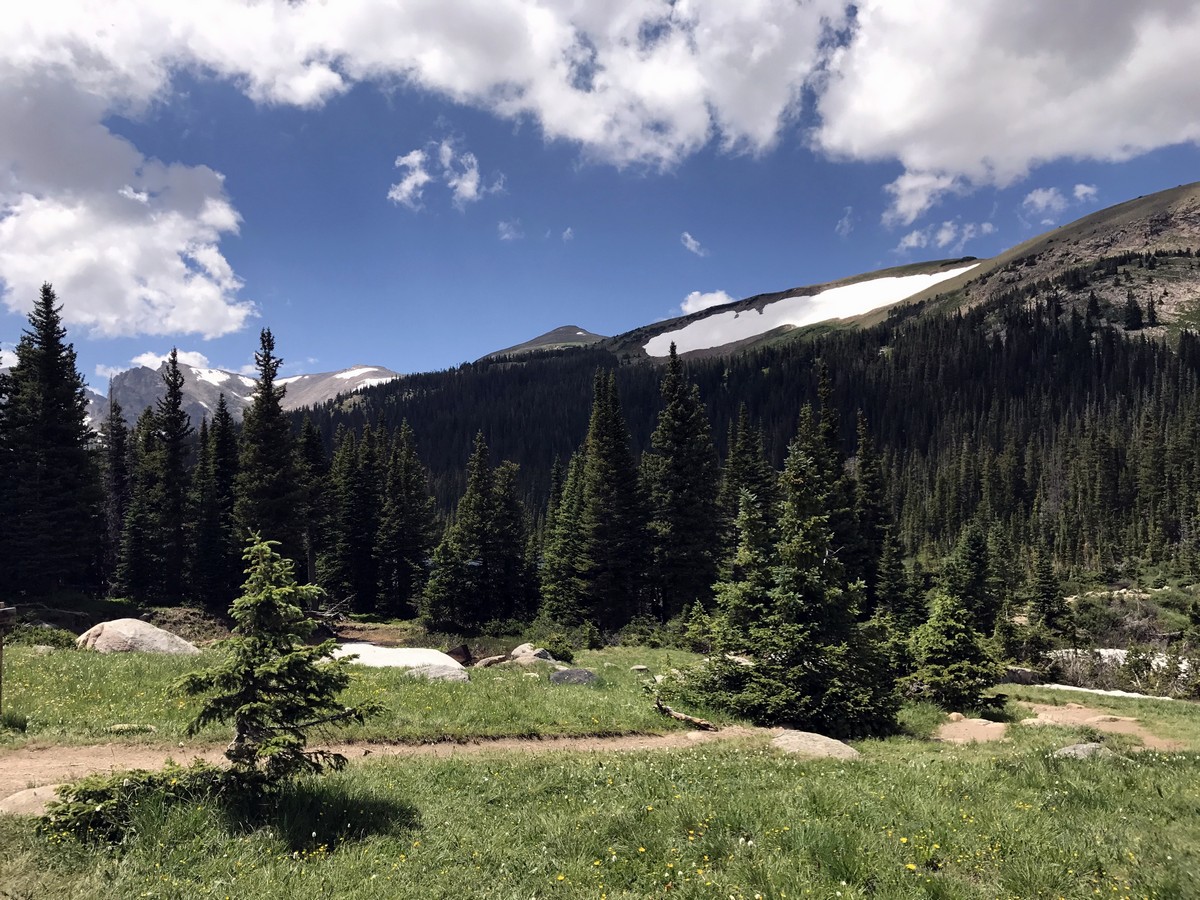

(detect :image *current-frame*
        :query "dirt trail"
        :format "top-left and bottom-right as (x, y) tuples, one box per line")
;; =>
(0, 727), (773, 798)
(936, 701), (1185, 750)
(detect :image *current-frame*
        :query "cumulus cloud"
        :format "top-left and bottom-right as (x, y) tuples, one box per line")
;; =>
(1022, 188), (1069, 217)
(681, 231), (708, 257)
(680, 289), (735, 314)
(1074, 183), (1099, 202)
(389, 138), (503, 210)
(817, 2), (1200, 224)
(0, 347), (17, 368)
(130, 349), (212, 369)
(894, 219), (994, 255)
(498, 220), (524, 241)
(561, 226), (574, 242)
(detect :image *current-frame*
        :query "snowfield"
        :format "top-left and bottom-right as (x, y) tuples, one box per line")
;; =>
(644, 264), (978, 357)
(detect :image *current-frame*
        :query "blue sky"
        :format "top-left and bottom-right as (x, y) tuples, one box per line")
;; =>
(1, 2), (1199, 384)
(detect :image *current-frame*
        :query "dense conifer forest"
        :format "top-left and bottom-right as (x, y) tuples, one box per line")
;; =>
(5, 246), (1200, 724)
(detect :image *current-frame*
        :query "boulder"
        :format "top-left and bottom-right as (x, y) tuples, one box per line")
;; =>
(1053, 742), (1116, 760)
(510, 643), (553, 661)
(77, 618), (200, 655)
(1001, 666), (1039, 685)
(445, 643), (472, 665)
(0, 785), (63, 817)
(331, 644), (469, 681)
(771, 731), (861, 760)
(630, 664), (650, 673)
(473, 654), (508, 668)
(549, 668), (598, 686)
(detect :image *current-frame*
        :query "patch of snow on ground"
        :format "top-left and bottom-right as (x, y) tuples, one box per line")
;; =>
(575, 331), (586, 335)
(194, 368), (231, 386)
(354, 376), (397, 388)
(335, 366), (382, 380)
(278, 375), (310, 385)
(332, 643), (464, 669)
(238, 376), (256, 388)
(644, 264), (978, 357)
(1038, 684), (1176, 701)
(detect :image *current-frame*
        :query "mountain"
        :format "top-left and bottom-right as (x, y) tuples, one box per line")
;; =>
(481, 325), (607, 360)
(88, 362), (401, 426)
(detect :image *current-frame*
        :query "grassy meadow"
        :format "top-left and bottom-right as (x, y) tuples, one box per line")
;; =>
(3, 643), (1200, 898)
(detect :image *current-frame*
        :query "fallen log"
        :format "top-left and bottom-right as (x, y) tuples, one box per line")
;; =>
(654, 697), (717, 731)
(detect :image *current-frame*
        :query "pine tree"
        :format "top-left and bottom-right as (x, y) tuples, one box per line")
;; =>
(1123, 289), (1144, 330)
(320, 427), (381, 614)
(1028, 540), (1070, 636)
(696, 431), (898, 737)
(118, 409), (166, 603)
(487, 460), (532, 622)
(0, 283), (102, 598)
(375, 420), (437, 617)
(576, 371), (646, 629)
(174, 536), (377, 782)
(420, 432), (495, 631)
(644, 345), (719, 619)
(236, 329), (301, 563)
(717, 405), (777, 572)
(98, 398), (131, 589)
(296, 417), (330, 585)
(943, 523), (1000, 633)
(850, 411), (888, 612)
(538, 453), (588, 627)
(905, 590), (1001, 711)
(191, 395), (241, 609)
(156, 349), (194, 603)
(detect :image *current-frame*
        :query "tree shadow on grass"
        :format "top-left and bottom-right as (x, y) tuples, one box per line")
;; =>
(259, 778), (422, 851)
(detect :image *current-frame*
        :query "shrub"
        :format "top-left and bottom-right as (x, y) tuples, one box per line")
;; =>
(40, 762), (253, 844)
(6, 624), (77, 649)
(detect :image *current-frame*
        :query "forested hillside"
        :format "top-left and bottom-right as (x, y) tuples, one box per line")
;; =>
(4, 193), (1200, 700)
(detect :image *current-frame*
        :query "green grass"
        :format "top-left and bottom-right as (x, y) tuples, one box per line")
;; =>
(998, 684), (1200, 747)
(0, 645), (716, 748)
(3, 731), (1199, 898)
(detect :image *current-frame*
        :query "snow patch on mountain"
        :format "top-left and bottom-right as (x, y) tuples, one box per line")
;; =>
(335, 366), (384, 380)
(644, 264), (978, 357)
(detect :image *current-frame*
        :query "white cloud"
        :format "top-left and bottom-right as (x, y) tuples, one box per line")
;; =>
(681, 231), (708, 257)
(95, 364), (124, 380)
(498, 220), (524, 241)
(817, 2), (1200, 223)
(835, 206), (854, 238)
(680, 289), (735, 314)
(1022, 188), (1069, 217)
(390, 139), (503, 211)
(894, 218), (993, 254)
(0, 348), (17, 368)
(1074, 183), (1099, 203)
(387, 150), (433, 210)
(130, 349), (211, 369)
(561, 226), (574, 242)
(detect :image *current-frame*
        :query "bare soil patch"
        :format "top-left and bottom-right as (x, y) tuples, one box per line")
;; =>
(0, 727), (774, 800)
(935, 700), (1185, 750)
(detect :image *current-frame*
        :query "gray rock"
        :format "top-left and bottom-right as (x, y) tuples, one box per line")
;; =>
(406, 664), (470, 683)
(0, 785), (63, 817)
(1001, 666), (1039, 685)
(630, 665), (650, 673)
(77, 618), (200, 655)
(771, 731), (861, 760)
(549, 668), (598, 686)
(510, 643), (553, 661)
(473, 654), (508, 668)
(1053, 742), (1116, 759)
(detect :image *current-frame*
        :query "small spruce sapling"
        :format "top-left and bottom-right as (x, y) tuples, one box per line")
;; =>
(905, 589), (1002, 711)
(175, 536), (378, 785)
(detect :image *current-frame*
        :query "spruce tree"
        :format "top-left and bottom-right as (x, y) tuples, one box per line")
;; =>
(296, 417), (330, 585)
(538, 453), (588, 627)
(644, 344), (719, 619)
(0, 283), (102, 598)
(717, 405), (777, 573)
(487, 460), (532, 622)
(375, 420), (437, 617)
(236, 328), (301, 563)
(191, 395), (241, 609)
(1028, 540), (1070, 637)
(577, 371), (646, 629)
(850, 411), (888, 612)
(98, 398), (131, 589)
(943, 523), (1000, 633)
(905, 590), (1002, 711)
(156, 349), (194, 603)
(118, 409), (166, 603)
(175, 536), (377, 782)
(697, 431), (898, 737)
(320, 427), (381, 614)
